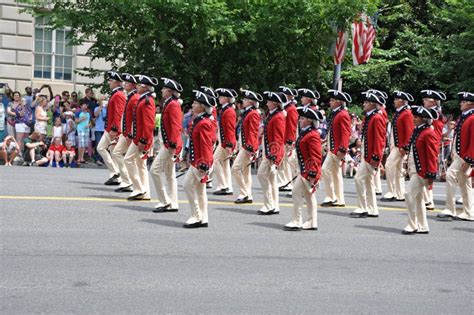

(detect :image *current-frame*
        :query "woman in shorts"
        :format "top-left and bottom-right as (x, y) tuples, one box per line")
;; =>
(34, 95), (49, 142)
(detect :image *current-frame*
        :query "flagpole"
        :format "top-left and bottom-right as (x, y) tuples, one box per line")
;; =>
(332, 64), (341, 90)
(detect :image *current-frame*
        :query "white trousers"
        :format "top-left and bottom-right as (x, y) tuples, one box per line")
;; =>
(321, 152), (345, 204)
(213, 145), (233, 192)
(277, 146), (296, 188)
(354, 160), (378, 215)
(232, 149), (253, 199)
(112, 134), (131, 187)
(97, 131), (120, 177)
(124, 142), (150, 197)
(257, 157), (279, 211)
(289, 175), (318, 228)
(150, 146), (178, 209)
(405, 173), (429, 232)
(445, 154), (473, 219)
(183, 166), (208, 223)
(384, 148), (405, 199)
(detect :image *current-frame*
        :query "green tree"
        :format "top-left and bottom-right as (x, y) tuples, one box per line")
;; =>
(21, 0), (378, 100)
(340, 0), (474, 112)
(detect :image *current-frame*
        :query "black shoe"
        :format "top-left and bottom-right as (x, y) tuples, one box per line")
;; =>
(127, 193), (144, 201)
(381, 197), (396, 202)
(284, 226), (302, 231)
(402, 229), (417, 235)
(335, 204), (346, 207)
(453, 216), (471, 221)
(320, 200), (337, 207)
(104, 174), (121, 186)
(115, 185), (133, 193)
(350, 212), (368, 218)
(153, 204), (178, 213)
(416, 230), (429, 234)
(200, 222), (208, 228)
(395, 198), (405, 202)
(455, 200), (463, 205)
(367, 214), (379, 218)
(375, 192), (382, 196)
(213, 189), (233, 196)
(183, 221), (203, 229)
(279, 187), (291, 192)
(426, 205), (435, 210)
(234, 197), (253, 204)
(258, 209), (279, 215)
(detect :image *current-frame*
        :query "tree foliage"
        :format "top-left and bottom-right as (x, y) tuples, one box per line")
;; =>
(20, 0), (472, 112)
(21, 0), (377, 98)
(340, 0), (474, 112)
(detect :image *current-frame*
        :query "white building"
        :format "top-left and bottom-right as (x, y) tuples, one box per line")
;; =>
(0, 0), (110, 95)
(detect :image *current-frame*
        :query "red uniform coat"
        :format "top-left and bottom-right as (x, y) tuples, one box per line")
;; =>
(455, 110), (474, 167)
(218, 104), (236, 149)
(362, 110), (387, 165)
(239, 107), (260, 153)
(432, 117), (444, 143)
(133, 92), (156, 151)
(328, 107), (351, 154)
(380, 106), (389, 122)
(392, 106), (414, 150)
(189, 113), (215, 172)
(411, 125), (438, 179)
(263, 109), (286, 165)
(284, 103), (298, 145)
(296, 126), (322, 181)
(123, 91), (138, 138)
(161, 97), (183, 154)
(105, 87), (126, 134)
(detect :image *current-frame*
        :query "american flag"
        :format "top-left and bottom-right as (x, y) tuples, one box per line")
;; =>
(351, 13), (376, 65)
(334, 30), (348, 65)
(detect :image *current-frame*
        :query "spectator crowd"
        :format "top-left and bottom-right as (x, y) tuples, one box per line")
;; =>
(0, 82), (460, 183)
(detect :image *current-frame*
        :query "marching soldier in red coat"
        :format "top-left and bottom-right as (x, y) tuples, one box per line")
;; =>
(321, 89), (352, 207)
(183, 90), (217, 228)
(402, 106), (439, 234)
(351, 92), (387, 218)
(257, 91), (286, 215)
(150, 78), (183, 213)
(112, 73), (139, 193)
(284, 106), (323, 231)
(298, 88), (320, 110)
(363, 89), (389, 196)
(277, 86), (298, 193)
(421, 89), (446, 210)
(382, 91), (415, 201)
(232, 90), (262, 204)
(212, 88), (238, 195)
(124, 75), (157, 201)
(438, 92), (474, 221)
(99, 71), (126, 186)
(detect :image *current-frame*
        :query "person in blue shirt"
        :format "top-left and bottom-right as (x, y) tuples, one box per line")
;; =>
(75, 101), (91, 164)
(94, 100), (107, 165)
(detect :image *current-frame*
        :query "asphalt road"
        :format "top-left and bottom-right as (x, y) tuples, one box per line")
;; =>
(1, 166), (472, 313)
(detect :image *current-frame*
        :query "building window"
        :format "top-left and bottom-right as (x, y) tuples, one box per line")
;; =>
(34, 17), (73, 81)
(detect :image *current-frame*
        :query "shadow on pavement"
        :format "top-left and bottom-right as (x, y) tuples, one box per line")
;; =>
(114, 204), (152, 212)
(217, 207), (258, 215)
(452, 227), (474, 233)
(355, 224), (402, 234)
(80, 186), (117, 192)
(69, 180), (103, 186)
(247, 222), (283, 231)
(319, 209), (350, 218)
(140, 218), (183, 228)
